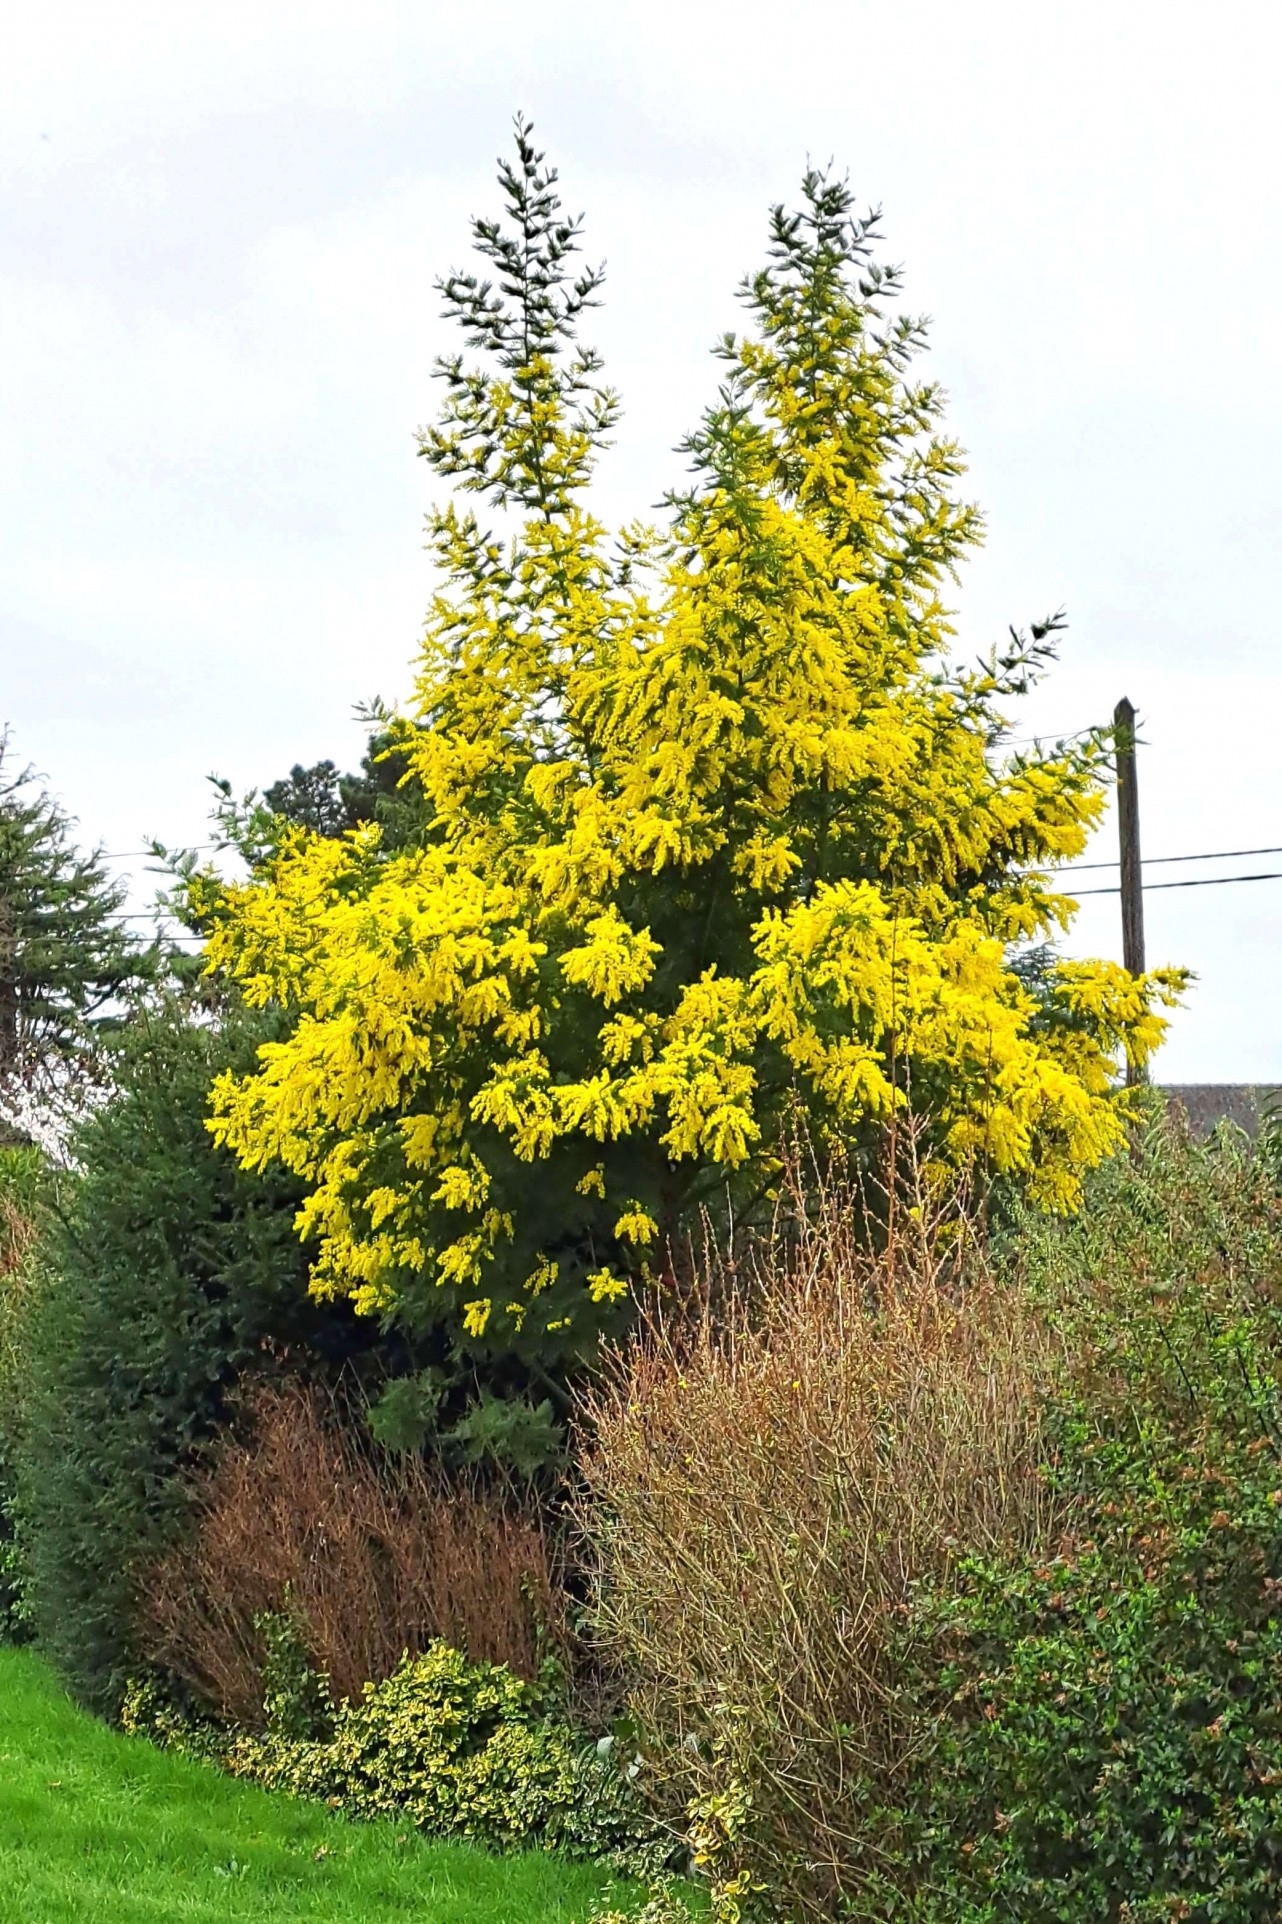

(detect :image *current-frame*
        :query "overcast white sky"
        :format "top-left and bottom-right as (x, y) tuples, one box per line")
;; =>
(3, 0), (1280, 1079)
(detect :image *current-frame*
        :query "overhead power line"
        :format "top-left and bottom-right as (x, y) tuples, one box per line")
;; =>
(1058, 843), (1282, 876)
(1072, 870), (1282, 897)
(1001, 723), (1105, 749)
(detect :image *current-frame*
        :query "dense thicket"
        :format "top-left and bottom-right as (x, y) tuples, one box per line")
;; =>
(578, 1115), (1282, 1921)
(882, 1118), (1282, 1924)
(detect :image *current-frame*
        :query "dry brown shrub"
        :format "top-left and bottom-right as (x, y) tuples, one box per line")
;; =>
(574, 1161), (1061, 1913)
(137, 1377), (564, 1726)
(0, 1195), (34, 1280)
(0, 1180), (40, 1409)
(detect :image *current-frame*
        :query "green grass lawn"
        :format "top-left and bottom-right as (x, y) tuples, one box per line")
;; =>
(0, 1647), (632, 1923)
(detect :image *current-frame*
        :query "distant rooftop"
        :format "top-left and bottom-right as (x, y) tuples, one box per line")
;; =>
(1159, 1085), (1280, 1139)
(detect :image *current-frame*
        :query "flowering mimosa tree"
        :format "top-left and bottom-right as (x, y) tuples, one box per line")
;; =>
(201, 122), (1183, 1365)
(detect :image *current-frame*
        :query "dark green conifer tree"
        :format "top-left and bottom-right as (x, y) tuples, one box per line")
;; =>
(0, 736), (149, 1129)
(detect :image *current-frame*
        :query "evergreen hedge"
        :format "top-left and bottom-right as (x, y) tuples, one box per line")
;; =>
(16, 996), (368, 1713)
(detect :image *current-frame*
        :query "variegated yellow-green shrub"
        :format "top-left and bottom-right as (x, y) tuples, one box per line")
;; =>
(201, 121), (1183, 1363)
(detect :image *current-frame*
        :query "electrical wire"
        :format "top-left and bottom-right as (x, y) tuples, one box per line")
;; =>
(89, 827), (1282, 922)
(1000, 723), (1106, 749)
(1057, 844), (1282, 876)
(1071, 871), (1282, 896)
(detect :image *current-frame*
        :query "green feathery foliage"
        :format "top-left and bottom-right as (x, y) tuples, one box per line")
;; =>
(0, 734), (152, 1132)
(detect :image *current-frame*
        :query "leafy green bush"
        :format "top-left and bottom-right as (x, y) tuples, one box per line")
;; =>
(886, 1483), (1282, 1922)
(16, 994), (372, 1714)
(255, 1606), (336, 1743)
(126, 1638), (666, 1872)
(860, 1113), (1282, 1923)
(587, 1893), (708, 1924)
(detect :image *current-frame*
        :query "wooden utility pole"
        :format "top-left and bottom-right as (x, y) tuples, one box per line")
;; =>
(1114, 696), (1146, 1087)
